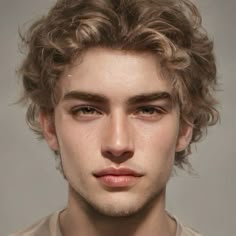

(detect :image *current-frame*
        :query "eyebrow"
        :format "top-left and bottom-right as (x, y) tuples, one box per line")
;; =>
(63, 91), (108, 104)
(127, 91), (172, 104)
(62, 90), (172, 105)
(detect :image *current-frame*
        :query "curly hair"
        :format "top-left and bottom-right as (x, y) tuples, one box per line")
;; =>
(19, 0), (219, 168)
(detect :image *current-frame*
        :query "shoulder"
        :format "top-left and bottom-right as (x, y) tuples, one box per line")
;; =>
(178, 221), (203, 236)
(168, 212), (203, 236)
(9, 211), (61, 236)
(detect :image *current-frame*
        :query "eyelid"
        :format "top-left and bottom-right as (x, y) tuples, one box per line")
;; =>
(130, 105), (168, 121)
(70, 105), (103, 115)
(136, 105), (167, 113)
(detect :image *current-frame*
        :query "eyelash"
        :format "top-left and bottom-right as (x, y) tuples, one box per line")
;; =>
(70, 106), (102, 116)
(136, 106), (166, 115)
(69, 105), (166, 119)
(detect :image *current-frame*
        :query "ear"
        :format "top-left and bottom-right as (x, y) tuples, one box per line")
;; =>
(175, 121), (193, 152)
(39, 111), (59, 151)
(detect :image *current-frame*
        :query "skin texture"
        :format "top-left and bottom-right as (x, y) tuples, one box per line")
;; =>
(40, 47), (192, 236)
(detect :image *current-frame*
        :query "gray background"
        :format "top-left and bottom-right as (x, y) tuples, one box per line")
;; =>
(0, 0), (235, 235)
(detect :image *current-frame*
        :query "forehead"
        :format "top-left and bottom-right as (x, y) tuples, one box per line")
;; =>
(58, 47), (173, 101)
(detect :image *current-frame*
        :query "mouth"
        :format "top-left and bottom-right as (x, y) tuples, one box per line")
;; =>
(93, 167), (144, 188)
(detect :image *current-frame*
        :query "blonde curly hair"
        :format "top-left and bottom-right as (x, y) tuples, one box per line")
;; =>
(19, 0), (219, 168)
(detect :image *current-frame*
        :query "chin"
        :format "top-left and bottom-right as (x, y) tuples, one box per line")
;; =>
(76, 188), (164, 218)
(90, 202), (143, 217)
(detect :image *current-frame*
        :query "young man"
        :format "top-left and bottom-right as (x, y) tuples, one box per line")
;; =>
(12, 0), (219, 235)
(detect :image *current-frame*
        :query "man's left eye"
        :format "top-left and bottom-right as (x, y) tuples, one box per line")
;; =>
(138, 106), (165, 115)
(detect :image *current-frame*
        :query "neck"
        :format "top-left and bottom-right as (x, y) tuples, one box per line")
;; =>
(59, 185), (176, 236)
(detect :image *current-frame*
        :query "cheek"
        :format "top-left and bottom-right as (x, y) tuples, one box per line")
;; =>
(55, 117), (102, 163)
(135, 118), (179, 154)
(55, 121), (101, 187)
(133, 117), (179, 174)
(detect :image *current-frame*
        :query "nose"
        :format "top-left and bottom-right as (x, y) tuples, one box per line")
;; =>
(101, 112), (134, 162)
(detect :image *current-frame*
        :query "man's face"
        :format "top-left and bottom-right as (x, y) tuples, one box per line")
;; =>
(41, 48), (192, 216)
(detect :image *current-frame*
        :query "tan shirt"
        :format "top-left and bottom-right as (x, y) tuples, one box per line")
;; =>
(10, 210), (202, 236)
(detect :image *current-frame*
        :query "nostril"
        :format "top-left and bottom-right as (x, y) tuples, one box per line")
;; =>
(101, 148), (134, 163)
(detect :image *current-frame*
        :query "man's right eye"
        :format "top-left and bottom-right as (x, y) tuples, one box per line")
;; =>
(70, 106), (102, 117)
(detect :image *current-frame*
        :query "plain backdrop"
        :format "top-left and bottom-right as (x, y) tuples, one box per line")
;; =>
(0, 0), (235, 235)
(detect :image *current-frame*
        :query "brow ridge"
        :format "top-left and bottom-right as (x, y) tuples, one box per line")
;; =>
(63, 90), (172, 105)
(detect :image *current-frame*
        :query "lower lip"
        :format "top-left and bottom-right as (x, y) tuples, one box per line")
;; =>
(96, 175), (140, 188)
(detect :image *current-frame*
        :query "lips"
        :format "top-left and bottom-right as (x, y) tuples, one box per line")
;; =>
(93, 167), (143, 188)
(94, 167), (143, 177)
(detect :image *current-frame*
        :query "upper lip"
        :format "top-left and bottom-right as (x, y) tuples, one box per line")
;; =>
(93, 167), (143, 177)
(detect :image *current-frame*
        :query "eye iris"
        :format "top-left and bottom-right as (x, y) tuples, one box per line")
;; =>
(142, 107), (155, 114)
(82, 107), (95, 114)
